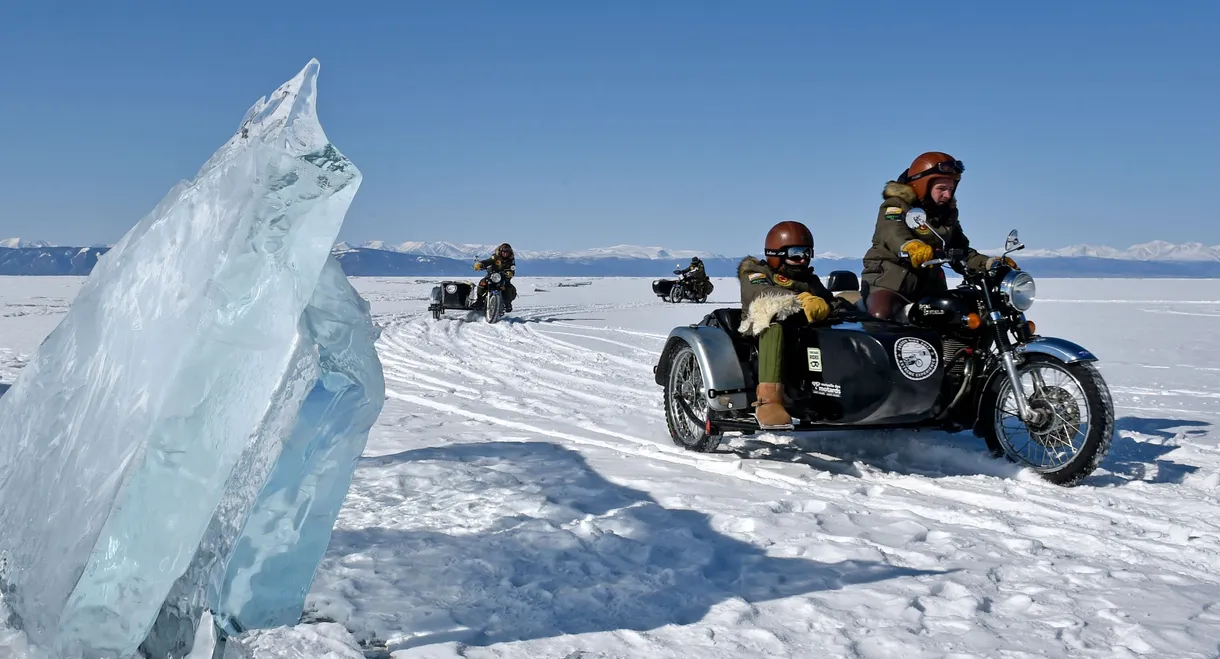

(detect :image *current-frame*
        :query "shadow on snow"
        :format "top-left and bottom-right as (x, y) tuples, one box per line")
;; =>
(723, 416), (1210, 488)
(318, 440), (950, 650)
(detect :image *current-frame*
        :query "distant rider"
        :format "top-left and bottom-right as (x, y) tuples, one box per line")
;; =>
(676, 256), (713, 298)
(737, 221), (836, 428)
(861, 151), (1018, 320)
(473, 242), (518, 312)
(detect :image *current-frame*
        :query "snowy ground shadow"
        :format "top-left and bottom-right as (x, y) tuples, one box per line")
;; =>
(731, 416), (1209, 488)
(732, 429), (1024, 481)
(1087, 416), (1210, 486)
(319, 441), (948, 650)
(0, 383), (9, 398)
(503, 315), (607, 324)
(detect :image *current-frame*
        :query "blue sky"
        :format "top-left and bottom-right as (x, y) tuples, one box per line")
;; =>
(0, 1), (1215, 256)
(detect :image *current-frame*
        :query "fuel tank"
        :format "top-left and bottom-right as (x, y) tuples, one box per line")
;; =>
(906, 288), (980, 332)
(784, 318), (945, 425)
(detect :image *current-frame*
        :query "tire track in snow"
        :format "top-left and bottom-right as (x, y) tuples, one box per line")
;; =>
(375, 313), (1220, 590)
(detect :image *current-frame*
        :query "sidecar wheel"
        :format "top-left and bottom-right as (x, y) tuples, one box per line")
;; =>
(981, 353), (1114, 486)
(663, 341), (722, 452)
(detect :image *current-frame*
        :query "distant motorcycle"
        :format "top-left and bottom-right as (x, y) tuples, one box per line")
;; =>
(652, 268), (713, 304)
(654, 213), (1115, 487)
(428, 267), (510, 324)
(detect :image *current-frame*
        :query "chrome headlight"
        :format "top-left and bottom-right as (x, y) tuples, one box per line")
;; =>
(490, 272), (503, 283)
(445, 283), (458, 294)
(999, 270), (1036, 311)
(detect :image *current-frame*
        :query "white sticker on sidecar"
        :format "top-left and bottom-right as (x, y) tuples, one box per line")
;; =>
(894, 337), (938, 381)
(806, 348), (822, 372)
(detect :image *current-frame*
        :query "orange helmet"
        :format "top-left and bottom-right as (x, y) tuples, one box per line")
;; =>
(763, 221), (814, 269)
(899, 151), (965, 202)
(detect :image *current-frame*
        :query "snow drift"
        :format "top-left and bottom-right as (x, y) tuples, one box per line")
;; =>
(0, 58), (382, 658)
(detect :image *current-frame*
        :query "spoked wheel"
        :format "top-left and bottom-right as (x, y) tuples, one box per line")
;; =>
(983, 353), (1114, 486)
(668, 285), (684, 304)
(485, 294), (504, 324)
(663, 341), (722, 452)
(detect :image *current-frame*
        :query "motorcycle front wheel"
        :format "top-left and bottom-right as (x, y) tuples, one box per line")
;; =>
(485, 293), (504, 324)
(981, 353), (1114, 486)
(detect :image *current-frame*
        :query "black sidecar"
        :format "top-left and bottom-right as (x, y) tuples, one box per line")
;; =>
(427, 280), (477, 320)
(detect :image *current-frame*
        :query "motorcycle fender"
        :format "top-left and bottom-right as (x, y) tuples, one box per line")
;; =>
(970, 336), (1098, 435)
(1020, 336), (1098, 364)
(655, 326), (749, 412)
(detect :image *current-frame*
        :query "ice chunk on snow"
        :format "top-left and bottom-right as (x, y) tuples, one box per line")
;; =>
(0, 58), (370, 658)
(219, 622), (366, 659)
(141, 257), (385, 656)
(216, 256), (385, 629)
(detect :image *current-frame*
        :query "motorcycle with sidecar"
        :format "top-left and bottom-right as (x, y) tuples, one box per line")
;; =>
(653, 211), (1114, 486)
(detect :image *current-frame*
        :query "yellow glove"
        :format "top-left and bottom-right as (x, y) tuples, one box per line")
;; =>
(986, 255), (1019, 270)
(796, 292), (830, 323)
(901, 240), (934, 268)
(473, 261), (485, 271)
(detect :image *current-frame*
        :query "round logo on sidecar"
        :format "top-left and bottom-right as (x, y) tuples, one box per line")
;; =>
(894, 337), (938, 381)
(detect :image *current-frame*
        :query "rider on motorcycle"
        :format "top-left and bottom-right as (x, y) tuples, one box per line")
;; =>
(862, 151), (1018, 320)
(473, 242), (518, 312)
(737, 221), (835, 428)
(677, 256), (713, 298)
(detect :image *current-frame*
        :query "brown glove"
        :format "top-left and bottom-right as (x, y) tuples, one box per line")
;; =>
(796, 292), (830, 323)
(901, 240), (934, 268)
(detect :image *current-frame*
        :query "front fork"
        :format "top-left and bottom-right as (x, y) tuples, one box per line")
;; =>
(993, 312), (1046, 425)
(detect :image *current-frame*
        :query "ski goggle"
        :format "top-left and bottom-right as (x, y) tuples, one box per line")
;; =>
(765, 245), (813, 262)
(906, 159), (965, 182)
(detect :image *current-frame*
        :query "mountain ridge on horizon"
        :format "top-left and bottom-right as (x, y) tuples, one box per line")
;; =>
(11, 237), (1220, 263)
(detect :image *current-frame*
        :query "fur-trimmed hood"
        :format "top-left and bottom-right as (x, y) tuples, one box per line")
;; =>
(882, 181), (918, 205)
(737, 255), (767, 277)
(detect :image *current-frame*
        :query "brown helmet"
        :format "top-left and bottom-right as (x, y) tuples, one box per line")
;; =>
(764, 221), (814, 269)
(900, 151), (965, 202)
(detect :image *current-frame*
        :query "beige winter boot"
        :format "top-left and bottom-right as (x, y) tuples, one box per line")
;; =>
(754, 382), (793, 429)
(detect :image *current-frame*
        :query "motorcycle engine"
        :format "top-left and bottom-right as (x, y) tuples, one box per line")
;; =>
(941, 338), (970, 377)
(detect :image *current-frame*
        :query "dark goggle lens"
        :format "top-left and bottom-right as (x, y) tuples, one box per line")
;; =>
(933, 159), (965, 174)
(784, 246), (812, 261)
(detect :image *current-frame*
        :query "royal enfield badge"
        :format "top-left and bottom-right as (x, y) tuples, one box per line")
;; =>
(894, 337), (938, 381)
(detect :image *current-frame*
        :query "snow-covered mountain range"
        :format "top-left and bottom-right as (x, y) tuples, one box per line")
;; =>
(6, 238), (1220, 277)
(340, 240), (1220, 262)
(335, 241), (740, 261)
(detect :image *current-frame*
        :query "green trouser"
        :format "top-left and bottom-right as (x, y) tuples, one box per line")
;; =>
(758, 324), (783, 383)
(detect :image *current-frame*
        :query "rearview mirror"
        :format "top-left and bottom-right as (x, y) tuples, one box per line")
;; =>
(1004, 229), (1024, 252)
(904, 208), (928, 232)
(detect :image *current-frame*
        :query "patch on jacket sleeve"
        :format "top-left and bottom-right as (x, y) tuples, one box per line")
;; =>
(747, 272), (768, 284)
(773, 274), (793, 287)
(884, 206), (904, 219)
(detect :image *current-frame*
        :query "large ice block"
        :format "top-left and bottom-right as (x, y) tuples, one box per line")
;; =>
(0, 58), (364, 658)
(141, 257), (384, 657)
(217, 256), (385, 630)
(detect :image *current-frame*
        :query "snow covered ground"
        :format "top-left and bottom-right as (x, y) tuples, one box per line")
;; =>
(3, 275), (1220, 658)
